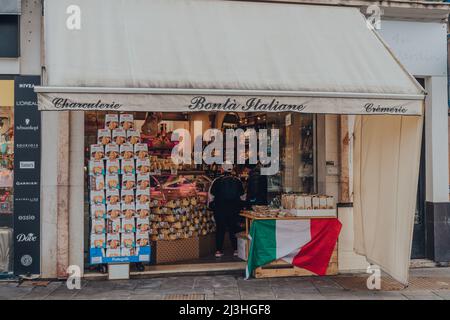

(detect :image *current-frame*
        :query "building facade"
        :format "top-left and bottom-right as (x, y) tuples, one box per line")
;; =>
(0, 0), (448, 280)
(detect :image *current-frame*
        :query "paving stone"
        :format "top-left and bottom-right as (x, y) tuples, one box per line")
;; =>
(136, 279), (163, 289)
(433, 290), (450, 300)
(194, 275), (238, 289)
(402, 292), (444, 300)
(0, 284), (33, 300)
(21, 281), (62, 300)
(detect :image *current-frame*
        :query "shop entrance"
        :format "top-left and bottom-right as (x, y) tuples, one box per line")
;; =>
(84, 111), (317, 273)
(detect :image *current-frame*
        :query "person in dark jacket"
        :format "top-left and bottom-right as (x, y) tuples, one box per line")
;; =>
(209, 163), (245, 258)
(246, 163), (268, 207)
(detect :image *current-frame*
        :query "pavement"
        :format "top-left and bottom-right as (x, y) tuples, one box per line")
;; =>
(0, 267), (449, 300)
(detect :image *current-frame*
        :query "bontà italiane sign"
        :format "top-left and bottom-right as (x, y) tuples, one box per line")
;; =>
(14, 76), (41, 276)
(36, 92), (423, 115)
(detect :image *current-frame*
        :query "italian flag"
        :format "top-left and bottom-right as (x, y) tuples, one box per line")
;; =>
(246, 218), (342, 278)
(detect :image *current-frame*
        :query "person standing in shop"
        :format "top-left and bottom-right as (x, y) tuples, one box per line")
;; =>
(208, 163), (245, 258)
(246, 162), (268, 207)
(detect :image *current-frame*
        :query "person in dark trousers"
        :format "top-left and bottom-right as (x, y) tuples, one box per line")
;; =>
(209, 164), (245, 258)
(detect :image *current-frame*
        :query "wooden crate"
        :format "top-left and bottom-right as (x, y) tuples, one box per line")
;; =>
(151, 237), (199, 264)
(254, 244), (338, 279)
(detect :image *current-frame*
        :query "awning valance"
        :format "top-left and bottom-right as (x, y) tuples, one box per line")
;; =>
(37, 0), (425, 114)
(0, 0), (21, 14)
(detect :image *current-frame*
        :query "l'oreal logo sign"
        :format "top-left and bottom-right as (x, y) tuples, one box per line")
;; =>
(16, 233), (37, 242)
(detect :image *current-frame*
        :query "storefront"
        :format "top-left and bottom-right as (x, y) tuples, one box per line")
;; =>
(36, 0), (427, 284)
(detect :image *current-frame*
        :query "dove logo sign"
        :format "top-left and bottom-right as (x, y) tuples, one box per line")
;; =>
(16, 233), (38, 242)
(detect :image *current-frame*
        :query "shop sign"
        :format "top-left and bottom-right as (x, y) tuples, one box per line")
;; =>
(39, 93), (421, 115)
(13, 75), (41, 276)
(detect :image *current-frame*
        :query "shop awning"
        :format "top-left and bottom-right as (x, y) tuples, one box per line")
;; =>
(36, 0), (425, 115)
(0, 0), (21, 14)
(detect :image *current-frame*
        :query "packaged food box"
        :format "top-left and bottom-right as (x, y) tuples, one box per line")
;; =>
(106, 159), (120, 175)
(137, 173), (150, 190)
(107, 203), (121, 219)
(136, 159), (150, 174)
(120, 142), (134, 160)
(112, 128), (126, 145)
(91, 203), (106, 219)
(105, 114), (119, 130)
(327, 196), (335, 209)
(121, 159), (135, 175)
(105, 174), (120, 190)
(91, 219), (106, 234)
(294, 195), (305, 210)
(127, 129), (140, 145)
(122, 173), (136, 190)
(105, 143), (119, 161)
(90, 175), (105, 191)
(106, 248), (121, 257)
(136, 189), (150, 205)
(121, 232), (135, 247)
(137, 217), (150, 232)
(319, 196), (328, 209)
(120, 114), (134, 130)
(97, 128), (111, 145)
(90, 144), (104, 161)
(106, 233), (120, 248)
(121, 189), (135, 204)
(121, 218), (136, 233)
(136, 232), (149, 247)
(134, 143), (149, 160)
(121, 247), (136, 257)
(90, 190), (105, 205)
(136, 203), (150, 218)
(90, 233), (106, 248)
(106, 189), (120, 205)
(312, 196), (320, 210)
(89, 160), (104, 176)
(121, 202), (136, 219)
(304, 195), (312, 210)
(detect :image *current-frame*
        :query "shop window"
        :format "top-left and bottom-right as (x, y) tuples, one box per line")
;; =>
(0, 15), (20, 58)
(83, 111), (316, 272)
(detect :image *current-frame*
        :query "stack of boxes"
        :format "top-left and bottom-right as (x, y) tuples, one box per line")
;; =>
(89, 114), (151, 263)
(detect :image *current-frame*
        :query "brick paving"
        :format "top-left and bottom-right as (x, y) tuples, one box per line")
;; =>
(0, 267), (449, 300)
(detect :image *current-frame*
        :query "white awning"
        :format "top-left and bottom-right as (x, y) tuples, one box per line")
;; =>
(0, 0), (21, 14)
(36, 0), (425, 115)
